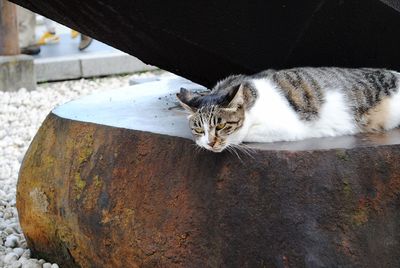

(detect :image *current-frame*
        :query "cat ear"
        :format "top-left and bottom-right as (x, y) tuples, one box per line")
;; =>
(226, 84), (245, 109)
(176, 88), (198, 113)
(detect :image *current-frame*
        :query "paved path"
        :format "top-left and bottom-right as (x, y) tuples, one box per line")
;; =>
(33, 19), (155, 82)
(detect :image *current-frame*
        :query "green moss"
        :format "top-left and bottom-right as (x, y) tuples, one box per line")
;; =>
(73, 132), (94, 200)
(74, 172), (86, 200)
(93, 175), (102, 188)
(77, 134), (94, 164)
(352, 208), (368, 226)
(336, 150), (349, 161)
(343, 179), (352, 196)
(43, 155), (56, 178)
(43, 155), (55, 165)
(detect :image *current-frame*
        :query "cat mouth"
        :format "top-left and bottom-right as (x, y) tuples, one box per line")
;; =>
(195, 140), (227, 153)
(209, 147), (224, 153)
(204, 144), (226, 153)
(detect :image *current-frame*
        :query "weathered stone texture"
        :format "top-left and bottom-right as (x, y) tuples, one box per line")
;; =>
(17, 113), (400, 267)
(0, 55), (36, 91)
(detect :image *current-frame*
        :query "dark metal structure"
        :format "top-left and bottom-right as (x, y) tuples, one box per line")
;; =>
(10, 0), (400, 87)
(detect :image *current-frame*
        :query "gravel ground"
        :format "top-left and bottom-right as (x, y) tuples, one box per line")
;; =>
(0, 72), (161, 268)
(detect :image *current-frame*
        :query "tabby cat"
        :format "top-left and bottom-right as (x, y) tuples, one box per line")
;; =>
(176, 67), (400, 152)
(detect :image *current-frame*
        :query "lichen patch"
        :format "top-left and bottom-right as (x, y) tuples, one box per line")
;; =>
(29, 188), (49, 213)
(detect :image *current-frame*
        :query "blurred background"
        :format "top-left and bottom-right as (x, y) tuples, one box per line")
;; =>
(1, 2), (159, 90)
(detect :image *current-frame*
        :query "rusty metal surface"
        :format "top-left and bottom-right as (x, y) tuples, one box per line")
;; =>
(18, 113), (400, 267)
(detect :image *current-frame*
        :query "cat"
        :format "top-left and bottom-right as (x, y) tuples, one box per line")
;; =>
(176, 67), (400, 152)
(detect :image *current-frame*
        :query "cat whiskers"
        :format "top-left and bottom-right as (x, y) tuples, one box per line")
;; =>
(229, 143), (256, 159)
(239, 143), (257, 156)
(191, 143), (204, 155)
(225, 145), (243, 162)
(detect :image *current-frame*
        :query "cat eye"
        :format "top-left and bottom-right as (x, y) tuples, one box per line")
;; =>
(216, 123), (226, 130)
(193, 128), (204, 134)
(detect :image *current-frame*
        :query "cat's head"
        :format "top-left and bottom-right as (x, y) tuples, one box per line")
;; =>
(176, 85), (246, 152)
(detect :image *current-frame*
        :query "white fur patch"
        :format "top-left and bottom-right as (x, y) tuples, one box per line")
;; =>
(197, 122), (214, 150)
(308, 90), (357, 138)
(386, 86), (400, 130)
(235, 79), (357, 143)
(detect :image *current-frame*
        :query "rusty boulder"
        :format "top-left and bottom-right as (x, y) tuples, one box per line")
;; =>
(17, 82), (400, 267)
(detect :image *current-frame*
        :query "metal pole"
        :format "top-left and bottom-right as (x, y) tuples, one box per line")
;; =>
(0, 0), (20, 55)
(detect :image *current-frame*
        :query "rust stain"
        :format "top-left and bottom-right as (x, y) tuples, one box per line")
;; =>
(216, 164), (231, 190)
(82, 175), (103, 211)
(351, 164), (400, 227)
(340, 236), (355, 257)
(352, 203), (368, 226)
(282, 255), (289, 268)
(101, 208), (135, 227)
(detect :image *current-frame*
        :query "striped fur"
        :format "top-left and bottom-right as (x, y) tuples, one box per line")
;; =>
(271, 67), (398, 123)
(177, 67), (400, 152)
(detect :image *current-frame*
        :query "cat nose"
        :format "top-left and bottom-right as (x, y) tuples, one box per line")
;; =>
(208, 140), (217, 147)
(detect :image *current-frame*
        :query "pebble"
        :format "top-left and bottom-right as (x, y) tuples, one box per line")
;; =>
(13, 247), (24, 257)
(5, 234), (19, 248)
(21, 259), (41, 268)
(21, 249), (30, 259)
(4, 252), (19, 263)
(42, 263), (52, 268)
(0, 73), (158, 268)
(18, 257), (28, 264)
(10, 261), (22, 268)
(5, 227), (15, 235)
(3, 211), (13, 220)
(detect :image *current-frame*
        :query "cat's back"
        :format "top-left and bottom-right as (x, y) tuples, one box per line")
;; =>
(259, 67), (400, 121)
(245, 67), (400, 139)
(270, 67), (399, 94)
(211, 67), (400, 122)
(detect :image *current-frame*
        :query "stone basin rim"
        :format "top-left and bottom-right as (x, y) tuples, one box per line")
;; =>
(50, 78), (400, 152)
(49, 112), (400, 152)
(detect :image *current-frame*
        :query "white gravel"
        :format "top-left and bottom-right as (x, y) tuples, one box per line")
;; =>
(0, 72), (162, 267)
